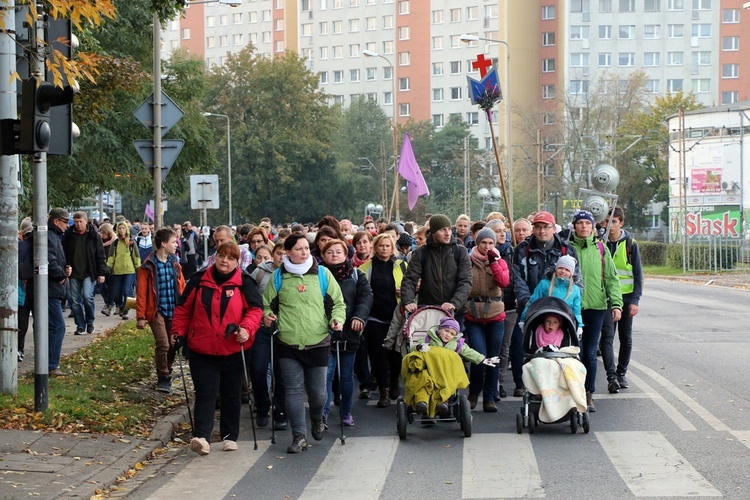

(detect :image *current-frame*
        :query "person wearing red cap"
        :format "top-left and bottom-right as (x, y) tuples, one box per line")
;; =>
(509, 211), (580, 397)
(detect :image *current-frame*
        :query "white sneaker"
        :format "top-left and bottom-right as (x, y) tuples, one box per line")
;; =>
(223, 440), (238, 452)
(190, 437), (210, 455)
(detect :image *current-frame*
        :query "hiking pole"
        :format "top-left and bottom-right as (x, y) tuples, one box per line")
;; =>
(174, 337), (194, 434)
(335, 340), (346, 445)
(226, 324), (258, 451)
(269, 328), (278, 445)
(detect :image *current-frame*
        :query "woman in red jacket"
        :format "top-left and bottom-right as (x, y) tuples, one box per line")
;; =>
(172, 241), (263, 456)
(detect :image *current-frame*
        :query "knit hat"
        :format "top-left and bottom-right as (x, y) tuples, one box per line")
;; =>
(532, 211), (555, 225)
(429, 214), (452, 234)
(438, 316), (461, 335)
(475, 227), (497, 245)
(397, 232), (412, 248)
(48, 207), (70, 221)
(20, 219), (33, 234)
(556, 255), (577, 275)
(572, 210), (595, 226)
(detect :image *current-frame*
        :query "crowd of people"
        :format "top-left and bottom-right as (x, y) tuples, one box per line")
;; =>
(17, 206), (642, 454)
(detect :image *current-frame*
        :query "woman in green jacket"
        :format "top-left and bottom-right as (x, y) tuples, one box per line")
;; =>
(263, 234), (346, 454)
(107, 221), (141, 320)
(569, 210), (622, 413)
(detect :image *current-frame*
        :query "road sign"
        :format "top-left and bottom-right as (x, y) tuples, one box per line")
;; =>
(133, 91), (185, 137)
(190, 174), (220, 210)
(133, 139), (184, 181)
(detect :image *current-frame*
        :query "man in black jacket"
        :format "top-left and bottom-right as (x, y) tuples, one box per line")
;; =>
(48, 208), (73, 376)
(63, 211), (107, 335)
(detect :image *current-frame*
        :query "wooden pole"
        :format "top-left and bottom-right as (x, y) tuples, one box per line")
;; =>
(487, 112), (516, 245)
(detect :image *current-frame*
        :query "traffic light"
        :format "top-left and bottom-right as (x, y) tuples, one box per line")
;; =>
(580, 163), (620, 223)
(19, 77), (74, 153)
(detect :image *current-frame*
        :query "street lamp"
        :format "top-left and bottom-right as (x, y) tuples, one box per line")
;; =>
(202, 112), (232, 226)
(364, 49), (400, 221)
(460, 34), (513, 220)
(477, 187), (502, 220)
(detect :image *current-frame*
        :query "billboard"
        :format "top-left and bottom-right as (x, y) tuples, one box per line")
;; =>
(685, 205), (741, 238)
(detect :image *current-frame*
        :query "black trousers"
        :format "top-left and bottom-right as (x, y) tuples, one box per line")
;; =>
(189, 350), (244, 442)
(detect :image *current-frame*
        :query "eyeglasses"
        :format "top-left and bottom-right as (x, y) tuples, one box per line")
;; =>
(250, 239), (265, 244)
(533, 224), (554, 231)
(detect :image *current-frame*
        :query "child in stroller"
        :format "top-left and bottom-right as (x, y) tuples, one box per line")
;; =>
(517, 296), (589, 434)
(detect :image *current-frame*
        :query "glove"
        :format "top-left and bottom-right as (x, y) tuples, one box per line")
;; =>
(518, 321), (525, 331)
(487, 248), (499, 264)
(576, 327), (583, 340)
(482, 356), (500, 366)
(417, 344), (431, 352)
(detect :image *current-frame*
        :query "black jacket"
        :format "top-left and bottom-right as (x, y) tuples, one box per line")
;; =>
(62, 223), (107, 280)
(328, 268), (373, 353)
(48, 221), (69, 299)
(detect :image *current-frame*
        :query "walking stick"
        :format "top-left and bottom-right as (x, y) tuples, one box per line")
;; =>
(336, 340), (346, 445)
(269, 328), (278, 445)
(175, 338), (194, 434)
(226, 324), (258, 451)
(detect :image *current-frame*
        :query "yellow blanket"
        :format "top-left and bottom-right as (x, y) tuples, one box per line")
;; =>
(522, 351), (587, 423)
(402, 346), (469, 417)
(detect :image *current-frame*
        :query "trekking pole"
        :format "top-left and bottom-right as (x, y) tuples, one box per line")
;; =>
(336, 340), (346, 445)
(226, 324), (258, 450)
(269, 327), (278, 445)
(175, 338), (194, 434)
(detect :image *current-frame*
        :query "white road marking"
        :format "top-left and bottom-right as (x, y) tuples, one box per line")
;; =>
(625, 370), (697, 431)
(298, 436), (399, 500)
(597, 431), (721, 497)
(462, 433), (545, 498)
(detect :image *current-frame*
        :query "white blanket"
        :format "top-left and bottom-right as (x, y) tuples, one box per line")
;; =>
(522, 349), (588, 423)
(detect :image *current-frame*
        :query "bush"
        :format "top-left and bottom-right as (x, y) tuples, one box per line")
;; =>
(666, 243), (739, 270)
(638, 241), (667, 266)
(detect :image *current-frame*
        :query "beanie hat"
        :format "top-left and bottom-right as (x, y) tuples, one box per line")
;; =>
(439, 316), (460, 334)
(555, 255), (577, 275)
(397, 232), (412, 248)
(475, 227), (497, 245)
(429, 214), (452, 234)
(572, 210), (595, 226)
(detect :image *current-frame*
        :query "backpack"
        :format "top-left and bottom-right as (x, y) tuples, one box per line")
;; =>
(272, 266), (328, 297)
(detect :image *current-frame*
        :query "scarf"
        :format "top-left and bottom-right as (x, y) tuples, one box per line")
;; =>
(352, 253), (370, 268)
(497, 241), (511, 255)
(282, 254), (313, 275)
(326, 259), (354, 282)
(470, 250), (489, 266)
(535, 324), (563, 350)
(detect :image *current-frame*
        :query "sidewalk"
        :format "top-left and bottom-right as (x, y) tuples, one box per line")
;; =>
(2, 295), (189, 499)
(648, 271), (750, 290)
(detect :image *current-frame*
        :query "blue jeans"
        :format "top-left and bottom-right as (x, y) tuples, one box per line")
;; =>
(69, 276), (95, 329)
(464, 319), (504, 403)
(111, 274), (135, 309)
(248, 328), (286, 419)
(48, 298), (66, 371)
(581, 309), (607, 393)
(279, 356), (328, 437)
(325, 347), (355, 415)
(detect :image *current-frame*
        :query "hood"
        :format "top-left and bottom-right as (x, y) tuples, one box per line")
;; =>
(115, 221), (131, 239)
(257, 260), (276, 273)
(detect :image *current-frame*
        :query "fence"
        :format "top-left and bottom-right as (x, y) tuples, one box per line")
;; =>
(683, 236), (749, 272)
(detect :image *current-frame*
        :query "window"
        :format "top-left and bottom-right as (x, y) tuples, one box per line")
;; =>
(449, 8), (461, 22)
(383, 40), (394, 54)
(571, 26), (589, 39)
(485, 4), (498, 18)
(320, 0), (328, 9)
(432, 10), (443, 23)
(693, 0), (710, 10)
(350, 0), (360, 6)
(570, 53), (589, 67)
(333, 70), (343, 83)
(301, 23), (313, 36)
(432, 62), (444, 75)
(644, 0), (661, 11)
(366, 67), (376, 80)
(206, 36), (215, 48)
(667, 79), (683, 92)
(262, 31), (271, 43)
(432, 114), (444, 127)
(349, 44), (360, 57)
(645, 79), (660, 93)
(691, 24), (711, 38)
(398, 26), (410, 40)
(219, 14), (228, 26)
(366, 17), (376, 30)
(466, 112), (479, 125)
(467, 6), (478, 20)
(319, 46), (328, 59)
(349, 19), (360, 32)
(691, 79), (710, 93)
(692, 51), (710, 66)
(332, 20), (342, 33)
(181, 28), (190, 39)
(366, 92), (376, 102)
(333, 45), (343, 58)
(619, 0), (634, 12)
(598, 52), (612, 67)
(383, 66), (392, 79)
(261, 10), (271, 21)
(383, 91), (392, 105)
(542, 5), (555, 19)
(275, 41), (284, 52)
(723, 9), (739, 23)
(350, 69), (360, 82)
(449, 35), (461, 48)
(667, 52), (683, 65)
(383, 15), (394, 29)
(722, 64), (739, 78)
(301, 0), (311, 10)
(275, 19), (284, 31)
(232, 13), (242, 24)
(433, 88), (444, 101)
(570, 80), (589, 94)
(249, 12), (257, 23)
(722, 37), (739, 51)
(233, 33), (243, 45)
(319, 72), (328, 84)
(599, 25), (612, 39)
(668, 0), (684, 10)
(668, 24), (684, 37)
(571, 0), (588, 12)
(721, 91), (739, 104)
(618, 52), (635, 66)
(432, 36), (443, 50)
(618, 25), (635, 39)
(450, 87), (462, 100)
(399, 103), (410, 116)
(599, 0), (612, 12)
(319, 22), (328, 35)
(249, 33), (257, 44)
(398, 51), (410, 65)
(300, 48), (313, 61)
(450, 61), (461, 74)
(644, 25), (661, 39)
(206, 16), (215, 27)
(542, 58), (556, 72)
(644, 52), (660, 66)
(365, 42), (376, 52)
(399, 77), (410, 90)
(398, 0), (409, 15)
(542, 32), (556, 46)
(542, 84), (556, 99)
(332, 95), (344, 105)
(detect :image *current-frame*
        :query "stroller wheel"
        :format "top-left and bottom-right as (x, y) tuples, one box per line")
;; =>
(397, 401), (407, 440)
(515, 412), (523, 434)
(569, 412), (577, 434)
(581, 412), (591, 434)
(528, 414), (536, 434)
(459, 395), (472, 437)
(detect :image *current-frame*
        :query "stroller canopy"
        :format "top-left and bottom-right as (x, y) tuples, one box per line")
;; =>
(523, 296), (578, 353)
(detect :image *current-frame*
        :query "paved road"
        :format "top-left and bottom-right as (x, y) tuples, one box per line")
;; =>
(117, 278), (750, 499)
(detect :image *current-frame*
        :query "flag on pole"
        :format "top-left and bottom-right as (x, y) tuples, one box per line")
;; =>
(144, 203), (154, 221)
(398, 133), (429, 210)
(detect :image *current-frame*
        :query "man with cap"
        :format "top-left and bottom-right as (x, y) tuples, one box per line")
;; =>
(48, 208), (74, 376)
(509, 211), (580, 397)
(400, 214), (472, 328)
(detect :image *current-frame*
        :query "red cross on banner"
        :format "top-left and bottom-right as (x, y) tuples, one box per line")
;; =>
(472, 54), (493, 78)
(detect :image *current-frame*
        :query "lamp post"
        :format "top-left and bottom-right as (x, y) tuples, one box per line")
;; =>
(202, 112), (232, 225)
(363, 49), (400, 221)
(460, 34), (513, 221)
(477, 187), (501, 220)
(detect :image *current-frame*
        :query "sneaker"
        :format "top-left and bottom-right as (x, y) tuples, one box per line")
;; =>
(114, 306), (122, 317)
(586, 391), (596, 413)
(74, 328), (86, 336)
(608, 379), (620, 394)
(498, 385), (507, 398)
(483, 401), (498, 413)
(358, 388), (370, 400)
(156, 376), (172, 393)
(256, 414), (269, 428)
(190, 437), (210, 455)
(435, 402), (450, 417)
(273, 418), (288, 431)
(223, 440), (238, 452)
(467, 394), (478, 410)
(87, 325), (95, 334)
(287, 434), (308, 454)
(342, 413), (354, 426)
(17, 352), (23, 363)
(120, 311), (129, 320)
(415, 401), (428, 416)
(311, 418), (326, 441)
(49, 368), (67, 377)
(617, 374), (629, 389)
(513, 387), (526, 397)
(101, 305), (112, 317)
